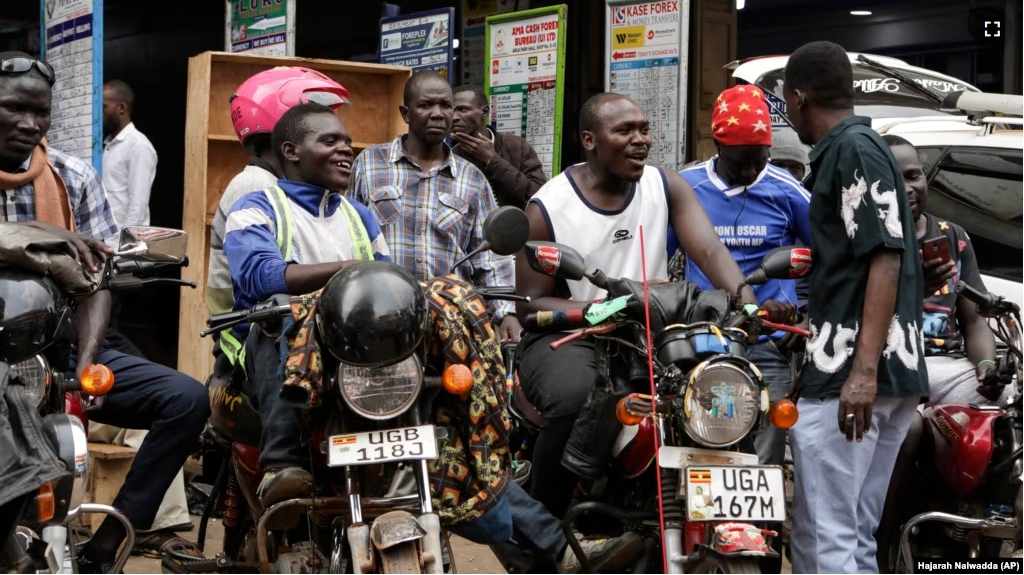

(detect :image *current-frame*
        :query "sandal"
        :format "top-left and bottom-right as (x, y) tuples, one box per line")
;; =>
(132, 529), (203, 559)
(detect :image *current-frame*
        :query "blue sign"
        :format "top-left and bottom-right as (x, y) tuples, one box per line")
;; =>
(378, 8), (455, 85)
(41, 0), (104, 170)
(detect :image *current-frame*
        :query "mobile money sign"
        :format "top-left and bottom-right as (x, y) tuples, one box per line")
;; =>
(226, 0), (295, 56)
(379, 8), (455, 84)
(485, 5), (567, 179)
(41, 0), (103, 169)
(605, 0), (690, 169)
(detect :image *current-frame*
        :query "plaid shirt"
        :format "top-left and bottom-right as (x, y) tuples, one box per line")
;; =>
(347, 136), (515, 322)
(1, 147), (119, 243)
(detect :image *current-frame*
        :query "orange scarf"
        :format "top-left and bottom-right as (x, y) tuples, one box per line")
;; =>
(0, 138), (76, 231)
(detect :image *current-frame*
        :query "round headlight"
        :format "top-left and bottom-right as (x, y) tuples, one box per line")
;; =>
(337, 354), (423, 420)
(68, 415), (89, 515)
(11, 354), (50, 410)
(682, 360), (760, 449)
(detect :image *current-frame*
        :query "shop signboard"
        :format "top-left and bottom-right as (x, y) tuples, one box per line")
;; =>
(605, 0), (691, 168)
(41, 0), (103, 168)
(461, 0), (527, 87)
(226, 0), (295, 57)
(485, 5), (567, 179)
(379, 8), (455, 84)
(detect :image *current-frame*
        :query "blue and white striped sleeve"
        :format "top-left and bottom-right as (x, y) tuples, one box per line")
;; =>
(223, 192), (289, 303)
(350, 198), (393, 263)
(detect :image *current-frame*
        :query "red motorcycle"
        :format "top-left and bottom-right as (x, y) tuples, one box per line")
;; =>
(897, 281), (1023, 571)
(502, 244), (811, 574)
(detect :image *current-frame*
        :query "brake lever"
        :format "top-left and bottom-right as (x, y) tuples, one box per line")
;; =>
(109, 276), (197, 291)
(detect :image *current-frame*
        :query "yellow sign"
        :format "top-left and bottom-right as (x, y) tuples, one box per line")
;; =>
(611, 25), (646, 49)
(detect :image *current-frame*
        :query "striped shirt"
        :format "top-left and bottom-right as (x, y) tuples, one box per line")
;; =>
(1, 147), (119, 243)
(347, 135), (515, 322)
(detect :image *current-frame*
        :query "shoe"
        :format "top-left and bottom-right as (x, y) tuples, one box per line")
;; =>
(77, 553), (119, 574)
(557, 531), (644, 574)
(257, 467), (313, 508)
(512, 459), (532, 485)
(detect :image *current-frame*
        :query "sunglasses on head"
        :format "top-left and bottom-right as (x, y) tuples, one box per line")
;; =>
(1, 58), (56, 85)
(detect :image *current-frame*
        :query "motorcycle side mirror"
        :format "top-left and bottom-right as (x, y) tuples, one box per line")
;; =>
(740, 246), (812, 289)
(522, 241), (586, 281)
(449, 206), (530, 272)
(115, 226), (189, 263)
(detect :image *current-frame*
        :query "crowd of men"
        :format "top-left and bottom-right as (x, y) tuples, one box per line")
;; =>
(0, 37), (1008, 574)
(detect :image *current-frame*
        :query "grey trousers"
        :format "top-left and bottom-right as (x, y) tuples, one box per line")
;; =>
(790, 395), (918, 574)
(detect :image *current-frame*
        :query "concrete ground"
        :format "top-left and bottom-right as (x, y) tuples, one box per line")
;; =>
(125, 515), (792, 573)
(125, 515), (506, 574)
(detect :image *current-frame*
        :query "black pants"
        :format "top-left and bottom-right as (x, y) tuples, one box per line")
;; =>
(241, 327), (306, 471)
(106, 294), (147, 360)
(517, 332), (599, 518)
(83, 347), (209, 531)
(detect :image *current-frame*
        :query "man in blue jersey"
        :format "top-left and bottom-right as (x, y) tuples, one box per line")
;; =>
(677, 85), (812, 468)
(223, 103), (392, 507)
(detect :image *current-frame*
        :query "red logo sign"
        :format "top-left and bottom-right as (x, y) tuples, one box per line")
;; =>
(647, 30), (655, 40)
(789, 247), (812, 278)
(536, 246), (561, 275)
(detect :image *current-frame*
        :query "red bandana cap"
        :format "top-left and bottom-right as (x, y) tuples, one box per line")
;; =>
(711, 85), (772, 147)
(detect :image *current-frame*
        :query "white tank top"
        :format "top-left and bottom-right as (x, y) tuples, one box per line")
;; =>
(530, 164), (670, 302)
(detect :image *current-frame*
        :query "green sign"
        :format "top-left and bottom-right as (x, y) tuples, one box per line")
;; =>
(226, 0), (294, 56)
(485, 5), (567, 179)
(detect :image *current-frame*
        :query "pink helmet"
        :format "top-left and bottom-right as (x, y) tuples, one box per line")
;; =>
(229, 66), (351, 148)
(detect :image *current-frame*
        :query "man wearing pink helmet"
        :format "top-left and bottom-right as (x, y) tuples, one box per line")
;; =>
(206, 66), (351, 372)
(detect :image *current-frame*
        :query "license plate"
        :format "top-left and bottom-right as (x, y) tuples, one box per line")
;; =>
(327, 425), (437, 467)
(685, 465), (785, 522)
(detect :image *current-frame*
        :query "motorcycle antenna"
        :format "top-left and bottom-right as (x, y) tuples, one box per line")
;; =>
(638, 226), (670, 573)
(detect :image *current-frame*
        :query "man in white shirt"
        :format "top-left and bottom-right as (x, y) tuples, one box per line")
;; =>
(102, 79), (157, 227)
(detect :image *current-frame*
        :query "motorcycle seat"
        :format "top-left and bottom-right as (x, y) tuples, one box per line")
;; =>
(206, 371), (262, 448)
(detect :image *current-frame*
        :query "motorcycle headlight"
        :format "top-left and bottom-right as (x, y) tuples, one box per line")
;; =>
(681, 359), (761, 449)
(68, 415), (89, 515)
(337, 354), (423, 420)
(11, 354), (50, 410)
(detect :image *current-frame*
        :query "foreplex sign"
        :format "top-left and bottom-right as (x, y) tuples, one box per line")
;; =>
(611, 1), (680, 26)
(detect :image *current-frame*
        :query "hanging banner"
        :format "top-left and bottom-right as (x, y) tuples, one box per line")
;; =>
(460, 0), (527, 87)
(226, 0), (295, 57)
(605, 0), (690, 168)
(485, 5), (567, 179)
(379, 8), (455, 84)
(41, 0), (103, 169)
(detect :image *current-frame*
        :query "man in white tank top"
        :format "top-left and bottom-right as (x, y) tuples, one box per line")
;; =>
(514, 93), (760, 522)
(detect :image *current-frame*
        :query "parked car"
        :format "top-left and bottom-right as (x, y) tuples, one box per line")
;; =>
(728, 52), (982, 132)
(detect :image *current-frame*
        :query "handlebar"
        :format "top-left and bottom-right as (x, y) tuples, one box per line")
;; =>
(956, 281), (1019, 317)
(203, 295), (293, 337)
(523, 309), (588, 332)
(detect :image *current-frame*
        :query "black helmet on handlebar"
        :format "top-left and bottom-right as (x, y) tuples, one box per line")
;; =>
(0, 269), (74, 364)
(316, 261), (428, 367)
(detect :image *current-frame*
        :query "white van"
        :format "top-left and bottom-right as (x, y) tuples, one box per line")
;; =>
(730, 54), (1022, 310)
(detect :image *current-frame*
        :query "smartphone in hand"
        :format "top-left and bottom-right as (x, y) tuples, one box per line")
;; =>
(921, 235), (951, 266)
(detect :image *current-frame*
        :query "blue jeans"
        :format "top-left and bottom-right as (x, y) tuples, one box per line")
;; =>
(748, 341), (793, 466)
(450, 481), (567, 561)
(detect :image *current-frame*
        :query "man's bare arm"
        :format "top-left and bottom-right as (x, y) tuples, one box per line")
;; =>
(75, 290), (111, 377)
(515, 202), (588, 317)
(851, 250), (901, 377)
(284, 261), (359, 295)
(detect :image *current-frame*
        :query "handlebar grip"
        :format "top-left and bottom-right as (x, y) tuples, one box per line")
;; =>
(956, 281), (1001, 311)
(523, 309), (587, 332)
(207, 310), (249, 328)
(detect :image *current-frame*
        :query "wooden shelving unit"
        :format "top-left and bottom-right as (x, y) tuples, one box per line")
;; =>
(178, 51), (411, 382)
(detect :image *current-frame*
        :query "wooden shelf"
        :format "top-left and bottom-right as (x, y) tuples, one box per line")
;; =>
(207, 133), (374, 150)
(178, 51), (411, 381)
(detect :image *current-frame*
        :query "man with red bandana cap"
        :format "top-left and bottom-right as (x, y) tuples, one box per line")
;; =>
(671, 85), (813, 470)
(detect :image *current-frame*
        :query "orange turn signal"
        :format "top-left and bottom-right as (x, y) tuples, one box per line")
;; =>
(442, 364), (473, 396)
(616, 397), (644, 426)
(80, 364), (115, 396)
(769, 399), (799, 429)
(36, 482), (55, 522)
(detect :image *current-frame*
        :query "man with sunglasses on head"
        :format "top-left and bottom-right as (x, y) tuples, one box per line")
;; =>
(0, 51), (209, 572)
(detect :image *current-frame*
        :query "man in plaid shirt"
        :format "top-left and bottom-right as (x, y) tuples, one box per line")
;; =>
(0, 52), (208, 570)
(347, 71), (521, 342)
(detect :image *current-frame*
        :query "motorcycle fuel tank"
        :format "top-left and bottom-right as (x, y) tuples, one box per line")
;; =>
(924, 404), (1003, 497)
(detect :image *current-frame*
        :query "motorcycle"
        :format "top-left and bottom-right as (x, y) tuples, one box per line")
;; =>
(504, 243), (812, 574)
(180, 206), (531, 574)
(0, 225), (195, 573)
(897, 281), (1023, 571)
